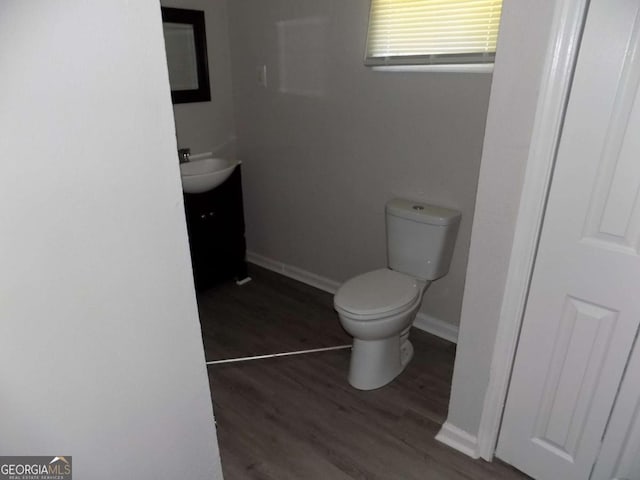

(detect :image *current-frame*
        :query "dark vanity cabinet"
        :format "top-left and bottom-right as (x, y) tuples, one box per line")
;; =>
(183, 166), (248, 291)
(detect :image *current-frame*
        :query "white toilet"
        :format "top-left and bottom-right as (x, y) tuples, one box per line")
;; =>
(334, 198), (461, 390)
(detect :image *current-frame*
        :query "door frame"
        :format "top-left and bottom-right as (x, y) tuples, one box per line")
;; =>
(474, 0), (590, 460)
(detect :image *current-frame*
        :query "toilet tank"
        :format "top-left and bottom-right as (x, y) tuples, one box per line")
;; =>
(386, 199), (461, 281)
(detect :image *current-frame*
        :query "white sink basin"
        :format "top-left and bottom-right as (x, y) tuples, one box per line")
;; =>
(180, 156), (239, 194)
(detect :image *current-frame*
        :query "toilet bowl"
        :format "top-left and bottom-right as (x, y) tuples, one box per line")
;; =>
(335, 269), (431, 390)
(334, 199), (461, 390)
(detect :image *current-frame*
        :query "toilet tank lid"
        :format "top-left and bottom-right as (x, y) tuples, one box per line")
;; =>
(386, 199), (461, 226)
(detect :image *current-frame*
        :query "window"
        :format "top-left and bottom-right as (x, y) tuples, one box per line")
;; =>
(365, 0), (503, 67)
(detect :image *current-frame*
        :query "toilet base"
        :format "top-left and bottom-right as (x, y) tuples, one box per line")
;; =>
(348, 332), (413, 390)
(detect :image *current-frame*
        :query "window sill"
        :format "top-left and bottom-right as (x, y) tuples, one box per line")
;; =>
(371, 64), (494, 74)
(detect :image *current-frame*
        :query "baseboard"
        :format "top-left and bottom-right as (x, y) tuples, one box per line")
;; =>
(246, 251), (340, 294)
(435, 422), (480, 459)
(247, 251), (459, 344)
(414, 313), (459, 344)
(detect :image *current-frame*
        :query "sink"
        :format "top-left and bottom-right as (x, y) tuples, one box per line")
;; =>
(180, 156), (239, 194)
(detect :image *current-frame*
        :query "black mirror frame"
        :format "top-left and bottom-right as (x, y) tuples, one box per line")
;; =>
(161, 7), (211, 104)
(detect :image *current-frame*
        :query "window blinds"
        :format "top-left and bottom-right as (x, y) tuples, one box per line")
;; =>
(365, 0), (503, 66)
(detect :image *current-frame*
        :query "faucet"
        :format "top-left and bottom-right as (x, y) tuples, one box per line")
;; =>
(178, 148), (191, 164)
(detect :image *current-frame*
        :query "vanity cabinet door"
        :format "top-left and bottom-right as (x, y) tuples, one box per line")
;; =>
(183, 166), (247, 290)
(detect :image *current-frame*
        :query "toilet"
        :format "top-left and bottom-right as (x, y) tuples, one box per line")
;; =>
(334, 198), (461, 390)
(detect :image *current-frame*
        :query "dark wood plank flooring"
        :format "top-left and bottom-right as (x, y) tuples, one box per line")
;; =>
(199, 265), (529, 479)
(198, 265), (351, 361)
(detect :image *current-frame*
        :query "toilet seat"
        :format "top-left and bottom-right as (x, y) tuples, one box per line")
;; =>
(334, 268), (420, 318)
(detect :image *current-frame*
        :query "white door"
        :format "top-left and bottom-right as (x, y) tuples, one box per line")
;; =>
(590, 337), (640, 480)
(497, 1), (640, 479)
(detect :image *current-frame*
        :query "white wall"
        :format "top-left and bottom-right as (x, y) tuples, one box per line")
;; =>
(227, 0), (493, 328)
(0, 1), (223, 478)
(162, 0), (237, 157)
(443, 0), (557, 442)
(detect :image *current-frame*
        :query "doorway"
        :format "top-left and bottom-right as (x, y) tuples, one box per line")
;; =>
(497, 1), (640, 478)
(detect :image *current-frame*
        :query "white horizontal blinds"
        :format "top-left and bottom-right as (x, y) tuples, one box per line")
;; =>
(366, 0), (503, 66)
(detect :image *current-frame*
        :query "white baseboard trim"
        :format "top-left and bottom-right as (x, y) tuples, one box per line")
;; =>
(414, 312), (459, 344)
(246, 251), (459, 344)
(246, 251), (340, 294)
(435, 422), (480, 459)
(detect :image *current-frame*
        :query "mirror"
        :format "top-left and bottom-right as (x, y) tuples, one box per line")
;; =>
(161, 7), (211, 104)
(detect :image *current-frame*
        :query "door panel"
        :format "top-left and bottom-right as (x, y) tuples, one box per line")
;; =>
(497, 1), (640, 479)
(591, 338), (640, 480)
(531, 296), (618, 463)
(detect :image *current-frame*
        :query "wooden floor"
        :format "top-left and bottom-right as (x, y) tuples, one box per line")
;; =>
(199, 265), (529, 479)
(198, 266), (351, 362)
